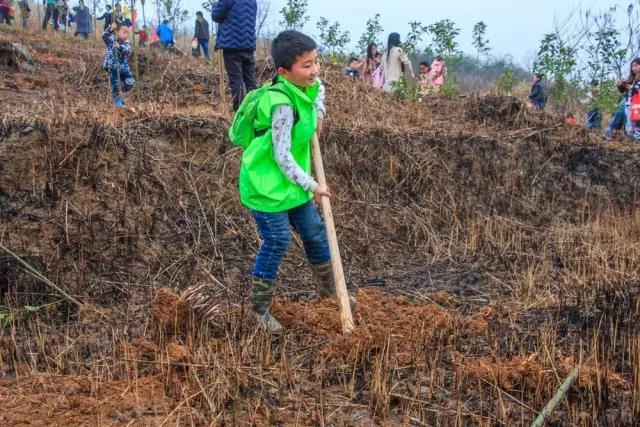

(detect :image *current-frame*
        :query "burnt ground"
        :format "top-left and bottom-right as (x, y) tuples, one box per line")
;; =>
(1, 27), (639, 426)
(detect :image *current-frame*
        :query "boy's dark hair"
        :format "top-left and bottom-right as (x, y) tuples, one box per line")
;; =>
(348, 56), (358, 63)
(534, 73), (544, 80)
(419, 61), (429, 67)
(272, 30), (317, 70)
(196, 11), (203, 17)
(106, 4), (111, 9)
(162, 19), (169, 25)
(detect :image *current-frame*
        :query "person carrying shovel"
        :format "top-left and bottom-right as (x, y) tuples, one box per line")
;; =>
(226, 30), (354, 333)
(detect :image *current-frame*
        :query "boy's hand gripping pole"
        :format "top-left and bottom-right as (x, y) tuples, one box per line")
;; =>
(312, 133), (355, 334)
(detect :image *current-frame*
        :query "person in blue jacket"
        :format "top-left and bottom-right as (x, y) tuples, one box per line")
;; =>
(156, 19), (174, 47)
(528, 73), (546, 110)
(211, 0), (257, 111)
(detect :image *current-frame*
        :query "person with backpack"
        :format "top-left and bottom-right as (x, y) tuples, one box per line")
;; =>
(193, 11), (210, 59)
(528, 73), (546, 110)
(378, 32), (414, 92)
(211, 0), (257, 111)
(227, 30), (351, 333)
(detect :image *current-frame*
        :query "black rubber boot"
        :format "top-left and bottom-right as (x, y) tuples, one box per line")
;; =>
(250, 277), (283, 334)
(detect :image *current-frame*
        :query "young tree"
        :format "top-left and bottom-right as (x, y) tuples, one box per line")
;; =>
(357, 13), (383, 54)
(534, 33), (577, 83)
(404, 21), (429, 56)
(427, 19), (461, 58)
(316, 17), (350, 59)
(279, 0), (308, 30)
(155, 0), (189, 28)
(472, 21), (491, 61)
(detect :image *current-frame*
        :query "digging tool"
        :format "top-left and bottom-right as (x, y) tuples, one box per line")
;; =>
(312, 133), (355, 334)
(530, 367), (578, 427)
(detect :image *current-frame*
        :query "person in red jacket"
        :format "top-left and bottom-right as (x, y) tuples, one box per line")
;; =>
(0, 0), (14, 25)
(135, 25), (149, 47)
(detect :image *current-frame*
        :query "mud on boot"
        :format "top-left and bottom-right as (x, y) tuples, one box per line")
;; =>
(251, 278), (283, 334)
(310, 261), (356, 309)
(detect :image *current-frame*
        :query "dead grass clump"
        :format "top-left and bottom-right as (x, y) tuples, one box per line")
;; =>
(151, 287), (189, 334)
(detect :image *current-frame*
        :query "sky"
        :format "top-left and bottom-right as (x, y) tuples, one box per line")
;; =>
(176, 0), (622, 65)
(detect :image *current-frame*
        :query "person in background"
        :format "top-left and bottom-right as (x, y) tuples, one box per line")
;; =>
(96, 4), (112, 31)
(378, 32), (414, 92)
(0, 0), (13, 24)
(617, 58), (640, 140)
(346, 57), (361, 79)
(73, 0), (91, 39)
(564, 112), (577, 126)
(135, 25), (149, 47)
(430, 56), (447, 92)
(585, 80), (602, 131)
(211, 0), (258, 111)
(103, 21), (135, 108)
(156, 19), (174, 47)
(361, 42), (380, 86)
(417, 61), (433, 101)
(528, 73), (546, 110)
(42, 0), (59, 30)
(193, 11), (210, 59)
(18, 0), (28, 28)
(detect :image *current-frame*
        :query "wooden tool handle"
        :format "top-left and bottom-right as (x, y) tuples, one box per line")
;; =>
(312, 133), (355, 334)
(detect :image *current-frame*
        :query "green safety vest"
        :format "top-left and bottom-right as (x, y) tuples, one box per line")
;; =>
(239, 76), (319, 213)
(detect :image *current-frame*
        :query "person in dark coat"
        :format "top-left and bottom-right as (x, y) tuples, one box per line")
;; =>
(193, 11), (210, 59)
(528, 73), (546, 110)
(73, 0), (91, 38)
(96, 5), (112, 31)
(211, 0), (257, 111)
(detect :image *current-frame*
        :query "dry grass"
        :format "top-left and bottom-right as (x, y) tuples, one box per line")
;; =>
(1, 27), (639, 425)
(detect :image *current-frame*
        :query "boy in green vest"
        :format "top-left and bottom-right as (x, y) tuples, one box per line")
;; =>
(239, 30), (340, 333)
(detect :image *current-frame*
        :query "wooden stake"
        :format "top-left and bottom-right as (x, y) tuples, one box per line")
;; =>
(218, 50), (225, 102)
(311, 133), (355, 334)
(530, 367), (578, 427)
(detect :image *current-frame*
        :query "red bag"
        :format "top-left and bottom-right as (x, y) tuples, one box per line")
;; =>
(630, 91), (640, 122)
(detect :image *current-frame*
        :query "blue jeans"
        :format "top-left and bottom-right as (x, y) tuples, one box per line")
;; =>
(108, 67), (135, 99)
(197, 39), (209, 59)
(252, 201), (330, 281)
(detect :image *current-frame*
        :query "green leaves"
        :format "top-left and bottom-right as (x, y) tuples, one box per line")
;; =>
(317, 17), (351, 57)
(357, 14), (384, 55)
(279, 0), (309, 31)
(427, 19), (461, 58)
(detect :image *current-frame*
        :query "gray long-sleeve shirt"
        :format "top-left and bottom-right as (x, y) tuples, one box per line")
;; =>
(271, 79), (326, 192)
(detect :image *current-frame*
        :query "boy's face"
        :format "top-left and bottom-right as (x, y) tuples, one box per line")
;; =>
(279, 49), (319, 88)
(419, 64), (429, 74)
(116, 26), (130, 42)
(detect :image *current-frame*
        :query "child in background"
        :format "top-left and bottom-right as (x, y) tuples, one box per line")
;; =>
(585, 80), (602, 131)
(361, 42), (380, 86)
(103, 21), (135, 108)
(564, 113), (577, 126)
(346, 57), (361, 79)
(417, 61), (433, 101)
(430, 56), (447, 92)
(135, 25), (149, 47)
(237, 30), (352, 333)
